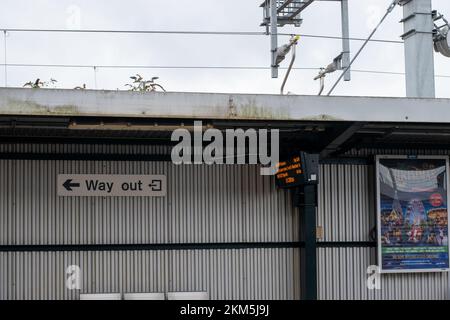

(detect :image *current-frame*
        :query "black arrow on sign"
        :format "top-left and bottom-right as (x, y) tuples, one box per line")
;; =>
(63, 179), (80, 191)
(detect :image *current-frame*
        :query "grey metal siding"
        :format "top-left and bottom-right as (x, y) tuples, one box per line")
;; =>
(0, 143), (172, 155)
(317, 164), (375, 242)
(318, 247), (449, 300)
(317, 161), (449, 300)
(0, 160), (298, 245)
(344, 148), (450, 157)
(2, 143), (449, 300)
(0, 249), (299, 300)
(0, 143), (300, 300)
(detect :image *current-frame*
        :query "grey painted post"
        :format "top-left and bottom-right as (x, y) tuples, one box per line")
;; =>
(341, 0), (351, 81)
(270, 0), (278, 78)
(401, 0), (435, 98)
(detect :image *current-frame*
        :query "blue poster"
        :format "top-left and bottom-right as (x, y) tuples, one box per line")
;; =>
(378, 157), (449, 272)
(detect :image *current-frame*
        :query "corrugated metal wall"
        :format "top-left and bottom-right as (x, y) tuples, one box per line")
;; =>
(0, 143), (172, 155)
(344, 148), (450, 157)
(1, 249), (299, 300)
(317, 164), (375, 242)
(317, 161), (449, 300)
(0, 160), (298, 245)
(317, 247), (449, 300)
(1, 144), (449, 300)
(0, 144), (300, 300)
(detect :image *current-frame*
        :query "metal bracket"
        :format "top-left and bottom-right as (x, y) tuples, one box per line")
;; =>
(262, 1), (313, 78)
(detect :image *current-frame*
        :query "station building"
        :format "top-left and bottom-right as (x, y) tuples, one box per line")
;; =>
(0, 88), (449, 300)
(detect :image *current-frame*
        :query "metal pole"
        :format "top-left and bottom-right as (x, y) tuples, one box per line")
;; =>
(93, 66), (97, 89)
(400, 0), (435, 98)
(3, 30), (7, 87)
(297, 183), (318, 300)
(270, 0), (278, 78)
(341, 0), (351, 81)
(280, 43), (296, 94)
(318, 76), (325, 95)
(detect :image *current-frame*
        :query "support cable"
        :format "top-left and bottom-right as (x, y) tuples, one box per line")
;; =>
(327, 0), (400, 96)
(0, 28), (404, 44)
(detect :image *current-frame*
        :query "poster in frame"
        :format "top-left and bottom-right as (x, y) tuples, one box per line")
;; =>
(376, 155), (450, 273)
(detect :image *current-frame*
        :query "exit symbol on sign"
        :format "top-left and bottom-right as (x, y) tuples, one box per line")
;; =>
(149, 180), (162, 191)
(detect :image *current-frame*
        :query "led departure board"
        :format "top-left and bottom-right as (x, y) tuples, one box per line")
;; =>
(275, 152), (319, 188)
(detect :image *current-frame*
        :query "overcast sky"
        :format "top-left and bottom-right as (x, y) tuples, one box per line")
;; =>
(1, 0), (450, 97)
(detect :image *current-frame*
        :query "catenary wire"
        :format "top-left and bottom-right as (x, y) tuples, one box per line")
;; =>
(0, 28), (404, 44)
(2, 62), (450, 79)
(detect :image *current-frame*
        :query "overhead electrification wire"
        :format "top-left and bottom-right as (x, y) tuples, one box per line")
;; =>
(289, 33), (402, 44)
(0, 63), (317, 70)
(2, 62), (450, 78)
(0, 28), (404, 44)
(326, 0), (400, 95)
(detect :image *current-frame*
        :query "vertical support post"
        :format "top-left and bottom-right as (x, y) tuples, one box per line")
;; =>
(341, 0), (351, 81)
(447, 265), (450, 300)
(3, 30), (7, 87)
(400, 0), (435, 98)
(270, 0), (279, 78)
(93, 66), (98, 89)
(297, 184), (318, 300)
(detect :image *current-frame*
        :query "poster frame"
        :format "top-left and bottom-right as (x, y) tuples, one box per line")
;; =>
(375, 154), (450, 274)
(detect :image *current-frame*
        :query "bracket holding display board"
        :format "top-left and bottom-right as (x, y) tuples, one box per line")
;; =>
(275, 152), (319, 189)
(376, 155), (450, 273)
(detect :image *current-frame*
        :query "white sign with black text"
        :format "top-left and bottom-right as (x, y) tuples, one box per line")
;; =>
(57, 174), (166, 197)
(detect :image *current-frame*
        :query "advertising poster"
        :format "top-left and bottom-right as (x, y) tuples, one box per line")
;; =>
(376, 156), (450, 273)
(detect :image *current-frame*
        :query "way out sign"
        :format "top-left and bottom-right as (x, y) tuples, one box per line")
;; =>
(57, 174), (166, 197)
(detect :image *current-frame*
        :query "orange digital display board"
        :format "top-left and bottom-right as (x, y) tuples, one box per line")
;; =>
(276, 155), (304, 188)
(275, 153), (319, 189)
